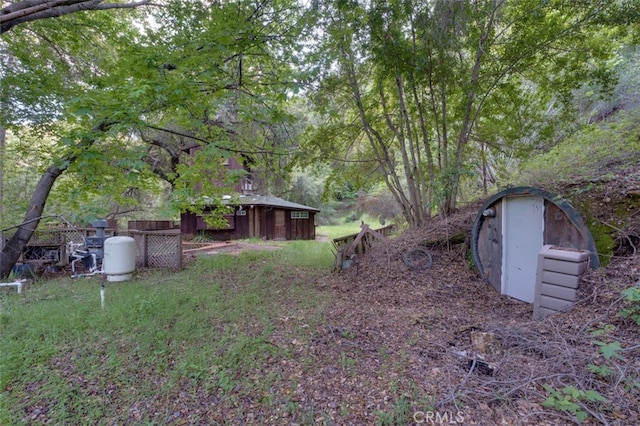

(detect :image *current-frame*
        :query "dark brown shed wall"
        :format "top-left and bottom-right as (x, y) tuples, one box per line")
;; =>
(180, 212), (197, 235)
(181, 205), (317, 241)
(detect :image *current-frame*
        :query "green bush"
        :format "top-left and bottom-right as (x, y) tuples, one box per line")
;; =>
(619, 286), (640, 328)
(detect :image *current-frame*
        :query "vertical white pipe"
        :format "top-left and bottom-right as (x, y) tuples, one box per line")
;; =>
(100, 283), (105, 310)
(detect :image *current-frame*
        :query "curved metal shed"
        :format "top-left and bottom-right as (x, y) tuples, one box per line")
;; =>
(471, 186), (598, 302)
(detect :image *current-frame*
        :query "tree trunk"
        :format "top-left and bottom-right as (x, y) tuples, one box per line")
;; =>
(1, 0), (151, 34)
(0, 121), (112, 278)
(0, 165), (63, 278)
(440, 1), (497, 215)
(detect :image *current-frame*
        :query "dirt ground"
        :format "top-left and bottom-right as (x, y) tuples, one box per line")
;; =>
(179, 179), (640, 424)
(262, 202), (640, 425)
(182, 240), (284, 258)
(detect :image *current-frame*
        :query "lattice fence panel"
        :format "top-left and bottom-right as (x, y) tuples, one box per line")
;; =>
(130, 231), (182, 271)
(27, 230), (65, 246)
(58, 228), (117, 242)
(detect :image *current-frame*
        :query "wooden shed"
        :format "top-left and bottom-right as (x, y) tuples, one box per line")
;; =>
(181, 195), (319, 241)
(471, 187), (598, 303)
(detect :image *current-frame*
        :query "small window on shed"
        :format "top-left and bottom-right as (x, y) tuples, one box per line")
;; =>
(291, 211), (309, 219)
(236, 209), (247, 216)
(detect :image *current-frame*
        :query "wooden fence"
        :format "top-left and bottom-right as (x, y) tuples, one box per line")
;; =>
(332, 223), (394, 272)
(15, 227), (117, 265)
(128, 220), (178, 232)
(6, 227), (184, 272)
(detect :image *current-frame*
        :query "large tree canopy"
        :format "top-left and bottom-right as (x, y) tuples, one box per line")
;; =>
(1, 0), (639, 278)
(300, 0), (636, 226)
(0, 0), (310, 277)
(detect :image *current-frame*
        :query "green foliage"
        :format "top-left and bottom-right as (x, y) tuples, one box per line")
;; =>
(374, 395), (411, 426)
(3, 0), (638, 237)
(0, 131), (39, 226)
(288, 167), (325, 209)
(1, 0), (310, 233)
(587, 363), (614, 379)
(303, 0), (632, 222)
(618, 286), (640, 328)
(514, 108), (640, 268)
(517, 110), (640, 187)
(593, 340), (624, 361)
(1, 9), (136, 126)
(541, 289), (640, 424)
(589, 323), (616, 338)
(355, 184), (403, 224)
(574, 45), (640, 122)
(585, 220), (617, 268)
(542, 384), (609, 424)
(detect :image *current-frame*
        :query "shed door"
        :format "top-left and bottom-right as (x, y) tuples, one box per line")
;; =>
(502, 196), (544, 303)
(274, 210), (286, 240)
(249, 208), (262, 238)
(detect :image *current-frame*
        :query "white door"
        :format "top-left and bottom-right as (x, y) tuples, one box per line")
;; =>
(502, 196), (544, 303)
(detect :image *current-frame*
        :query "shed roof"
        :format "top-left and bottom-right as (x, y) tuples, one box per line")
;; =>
(224, 195), (320, 212)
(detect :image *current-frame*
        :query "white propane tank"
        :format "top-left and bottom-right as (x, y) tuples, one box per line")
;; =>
(103, 236), (136, 282)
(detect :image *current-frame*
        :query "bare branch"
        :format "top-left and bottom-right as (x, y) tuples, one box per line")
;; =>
(1, 0), (156, 34)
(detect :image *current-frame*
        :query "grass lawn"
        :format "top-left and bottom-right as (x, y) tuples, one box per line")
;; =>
(0, 241), (338, 425)
(316, 215), (389, 241)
